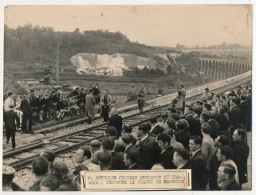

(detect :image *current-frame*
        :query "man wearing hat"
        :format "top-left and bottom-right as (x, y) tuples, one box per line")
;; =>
(4, 104), (20, 149)
(2, 165), (23, 191)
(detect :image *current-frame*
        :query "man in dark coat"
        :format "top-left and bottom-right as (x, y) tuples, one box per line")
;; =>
(228, 97), (242, 138)
(123, 124), (137, 145)
(149, 116), (164, 136)
(20, 92), (34, 134)
(124, 149), (143, 170)
(172, 148), (191, 169)
(108, 108), (122, 138)
(239, 94), (250, 131)
(209, 135), (229, 190)
(138, 123), (161, 169)
(176, 119), (191, 149)
(232, 129), (249, 186)
(4, 104), (20, 149)
(184, 105), (201, 137)
(122, 133), (139, 155)
(156, 133), (175, 169)
(111, 142), (126, 170)
(30, 89), (38, 122)
(189, 135), (208, 190)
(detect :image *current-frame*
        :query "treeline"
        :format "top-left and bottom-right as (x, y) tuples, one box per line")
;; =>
(124, 66), (174, 77)
(4, 24), (170, 65)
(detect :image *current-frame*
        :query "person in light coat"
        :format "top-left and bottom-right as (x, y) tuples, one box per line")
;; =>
(100, 90), (112, 122)
(86, 89), (96, 124)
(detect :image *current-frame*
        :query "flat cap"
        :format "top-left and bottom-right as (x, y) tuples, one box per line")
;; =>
(2, 165), (15, 175)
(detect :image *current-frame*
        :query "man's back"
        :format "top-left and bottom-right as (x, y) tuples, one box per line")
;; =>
(229, 106), (242, 129)
(185, 115), (201, 136)
(20, 99), (32, 114)
(111, 151), (125, 170)
(159, 146), (175, 169)
(190, 150), (208, 190)
(139, 136), (161, 169)
(4, 110), (19, 130)
(108, 114), (123, 137)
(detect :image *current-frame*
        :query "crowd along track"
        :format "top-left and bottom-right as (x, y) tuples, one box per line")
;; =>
(3, 71), (251, 171)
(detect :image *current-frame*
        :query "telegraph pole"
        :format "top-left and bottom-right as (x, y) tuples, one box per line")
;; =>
(56, 44), (59, 85)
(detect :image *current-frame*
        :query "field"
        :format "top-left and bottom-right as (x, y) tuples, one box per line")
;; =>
(4, 61), (203, 107)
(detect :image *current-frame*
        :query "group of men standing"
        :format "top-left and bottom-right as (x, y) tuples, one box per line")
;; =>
(3, 91), (35, 149)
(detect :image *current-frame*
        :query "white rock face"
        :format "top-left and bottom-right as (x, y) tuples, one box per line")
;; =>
(70, 53), (130, 74)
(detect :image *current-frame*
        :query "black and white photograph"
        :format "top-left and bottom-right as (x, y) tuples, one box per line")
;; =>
(1, 1), (254, 192)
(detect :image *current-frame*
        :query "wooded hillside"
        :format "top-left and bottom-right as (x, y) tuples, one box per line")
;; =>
(4, 24), (173, 66)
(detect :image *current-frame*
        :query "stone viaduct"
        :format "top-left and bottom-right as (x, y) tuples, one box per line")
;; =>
(198, 58), (251, 81)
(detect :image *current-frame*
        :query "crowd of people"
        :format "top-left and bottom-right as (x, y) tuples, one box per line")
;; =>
(3, 84), (102, 125)
(2, 81), (251, 191)
(3, 84), (115, 148)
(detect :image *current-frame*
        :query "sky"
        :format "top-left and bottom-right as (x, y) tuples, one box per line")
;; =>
(4, 5), (252, 47)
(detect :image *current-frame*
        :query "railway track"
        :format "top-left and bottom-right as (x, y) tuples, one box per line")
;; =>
(3, 72), (251, 171)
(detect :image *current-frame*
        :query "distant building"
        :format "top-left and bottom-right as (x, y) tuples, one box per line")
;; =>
(86, 67), (97, 75)
(20, 79), (40, 91)
(113, 68), (123, 76)
(136, 65), (149, 70)
(20, 78), (37, 86)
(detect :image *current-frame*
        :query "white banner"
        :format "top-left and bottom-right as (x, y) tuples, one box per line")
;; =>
(80, 170), (191, 191)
